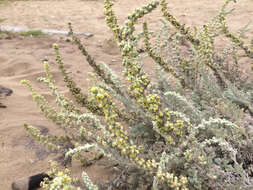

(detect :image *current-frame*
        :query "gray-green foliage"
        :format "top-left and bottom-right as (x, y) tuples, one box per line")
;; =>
(21, 0), (253, 189)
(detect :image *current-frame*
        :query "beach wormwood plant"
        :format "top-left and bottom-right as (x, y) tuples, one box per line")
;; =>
(21, 0), (253, 189)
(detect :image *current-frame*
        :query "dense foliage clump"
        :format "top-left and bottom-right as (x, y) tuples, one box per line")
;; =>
(22, 0), (253, 189)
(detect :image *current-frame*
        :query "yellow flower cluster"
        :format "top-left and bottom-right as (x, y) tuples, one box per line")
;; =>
(104, 1), (159, 98)
(57, 171), (72, 183)
(144, 94), (161, 113)
(91, 87), (152, 161)
(104, 0), (190, 146)
(184, 148), (207, 166)
(198, 155), (207, 165)
(104, 0), (121, 40)
(152, 108), (187, 145)
(42, 163), (76, 190)
(156, 171), (188, 190)
(90, 87), (135, 154)
(91, 85), (189, 189)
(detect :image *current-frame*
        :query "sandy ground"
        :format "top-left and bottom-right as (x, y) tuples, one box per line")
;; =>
(0, 0), (252, 189)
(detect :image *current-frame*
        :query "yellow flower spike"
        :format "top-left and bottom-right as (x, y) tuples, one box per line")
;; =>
(174, 176), (178, 183)
(58, 171), (63, 177)
(176, 131), (183, 136)
(118, 137), (124, 144)
(112, 141), (117, 147)
(165, 172), (172, 180)
(115, 122), (120, 129)
(201, 161), (207, 165)
(146, 163), (151, 169)
(129, 152), (136, 158)
(140, 158), (145, 163)
(151, 159), (158, 168)
(90, 87), (97, 93)
(102, 140), (107, 146)
(166, 136), (174, 145)
(119, 129), (124, 134)
(157, 171), (165, 181)
(117, 143), (123, 149)
(137, 161), (143, 167)
(115, 130), (120, 137)
(121, 148), (127, 155)
(159, 111), (164, 117)
(198, 155), (204, 161)
(52, 43), (59, 50)
(212, 175), (217, 179)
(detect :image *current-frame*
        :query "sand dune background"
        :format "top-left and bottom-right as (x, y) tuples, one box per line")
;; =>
(0, 0), (252, 189)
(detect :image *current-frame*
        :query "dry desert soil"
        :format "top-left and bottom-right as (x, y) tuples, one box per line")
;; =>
(0, 0), (252, 189)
